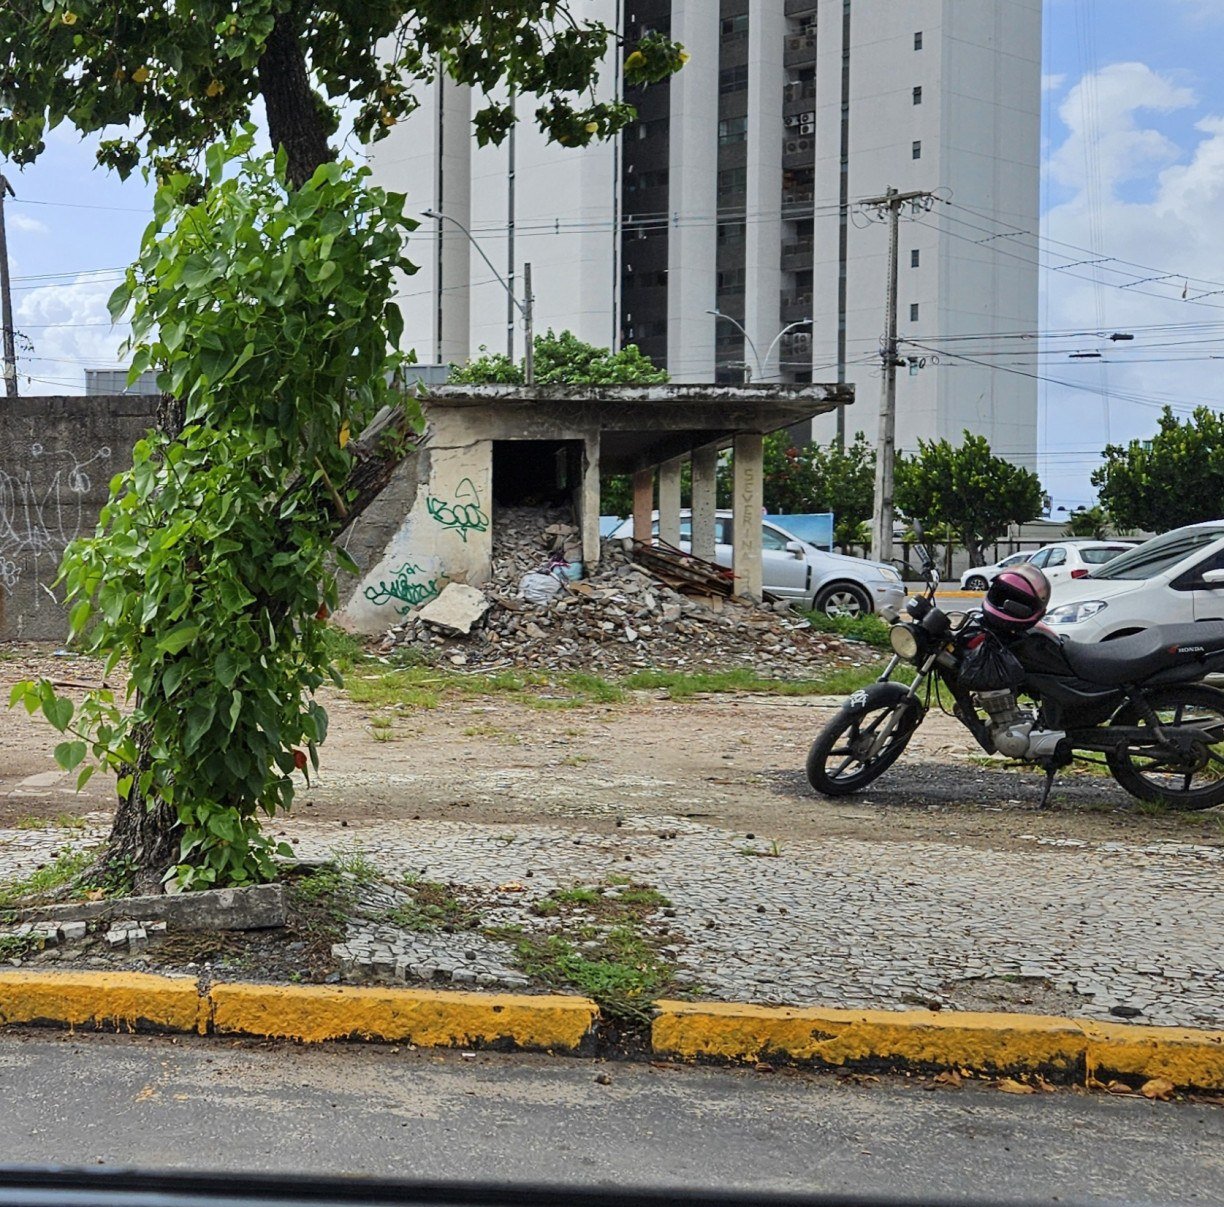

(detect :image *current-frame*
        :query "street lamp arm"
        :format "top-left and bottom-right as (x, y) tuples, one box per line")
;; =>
(422, 209), (527, 319)
(762, 318), (812, 375)
(706, 308), (762, 379)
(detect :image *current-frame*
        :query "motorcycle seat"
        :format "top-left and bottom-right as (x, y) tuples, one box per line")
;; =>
(1061, 622), (1224, 687)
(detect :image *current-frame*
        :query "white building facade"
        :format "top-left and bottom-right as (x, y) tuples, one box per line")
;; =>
(369, 0), (1041, 466)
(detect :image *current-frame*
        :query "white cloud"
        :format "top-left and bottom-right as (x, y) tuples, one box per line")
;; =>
(9, 212), (49, 236)
(1042, 74), (1066, 94)
(14, 273), (131, 395)
(1040, 63), (1224, 505)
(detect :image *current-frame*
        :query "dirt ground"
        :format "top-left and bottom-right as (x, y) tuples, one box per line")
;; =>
(2, 642), (1221, 853)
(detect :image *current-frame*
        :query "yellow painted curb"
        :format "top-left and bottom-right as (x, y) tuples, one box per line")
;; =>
(1082, 1020), (1224, 1090)
(651, 1001), (1087, 1077)
(208, 982), (600, 1050)
(0, 970), (202, 1034)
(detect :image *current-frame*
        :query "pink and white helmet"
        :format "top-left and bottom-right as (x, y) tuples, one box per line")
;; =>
(983, 563), (1050, 632)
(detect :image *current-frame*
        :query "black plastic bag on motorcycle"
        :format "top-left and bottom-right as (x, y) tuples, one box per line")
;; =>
(957, 633), (1025, 693)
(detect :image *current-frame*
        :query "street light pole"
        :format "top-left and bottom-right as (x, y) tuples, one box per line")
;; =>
(422, 209), (535, 385)
(706, 310), (811, 382)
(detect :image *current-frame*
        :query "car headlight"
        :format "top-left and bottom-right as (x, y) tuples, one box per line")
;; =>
(876, 566), (902, 584)
(1046, 600), (1108, 625)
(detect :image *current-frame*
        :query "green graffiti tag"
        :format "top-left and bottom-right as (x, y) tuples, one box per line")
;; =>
(426, 476), (489, 543)
(363, 562), (441, 614)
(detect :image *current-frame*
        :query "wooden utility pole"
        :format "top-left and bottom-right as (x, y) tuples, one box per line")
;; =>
(863, 187), (934, 563)
(0, 174), (17, 397)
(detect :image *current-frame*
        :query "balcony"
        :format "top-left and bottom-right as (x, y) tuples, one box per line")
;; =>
(782, 134), (814, 165)
(780, 292), (812, 322)
(784, 80), (817, 108)
(784, 34), (817, 67)
(785, 0), (818, 15)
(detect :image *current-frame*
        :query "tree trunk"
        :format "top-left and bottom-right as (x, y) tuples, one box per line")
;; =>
(257, 10), (334, 189)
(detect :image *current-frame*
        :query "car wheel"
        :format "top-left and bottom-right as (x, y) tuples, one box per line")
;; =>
(814, 581), (872, 618)
(963, 575), (988, 592)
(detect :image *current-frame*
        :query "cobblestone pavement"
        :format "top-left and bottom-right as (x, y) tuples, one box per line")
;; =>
(2, 779), (1221, 1030)
(296, 809), (1223, 1029)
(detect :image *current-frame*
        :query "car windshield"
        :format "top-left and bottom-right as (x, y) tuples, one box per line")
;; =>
(1080, 546), (1127, 564)
(1090, 527), (1224, 580)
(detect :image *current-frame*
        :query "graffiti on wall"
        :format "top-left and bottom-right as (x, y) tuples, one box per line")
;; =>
(363, 562), (441, 614)
(0, 445), (112, 601)
(426, 477), (489, 544)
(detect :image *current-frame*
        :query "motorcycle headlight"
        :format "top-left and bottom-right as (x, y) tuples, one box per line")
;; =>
(1046, 600), (1108, 625)
(876, 566), (902, 584)
(890, 623), (922, 660)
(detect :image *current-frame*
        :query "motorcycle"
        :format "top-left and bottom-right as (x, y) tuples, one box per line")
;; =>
(805, 528), (1224, 810)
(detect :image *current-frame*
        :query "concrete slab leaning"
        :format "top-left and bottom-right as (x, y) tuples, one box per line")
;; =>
(418, 583), (492, 636)
(16, 883), (287, 932)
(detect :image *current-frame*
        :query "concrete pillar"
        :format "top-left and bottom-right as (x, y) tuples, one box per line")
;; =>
(657, 458), (683, 548)
(632, 468), (654, 547)
(437, 77), (472, 366)
(690, 445), (719, 564)
(732, 434), (763, 601)
(580, 433), (601, 569)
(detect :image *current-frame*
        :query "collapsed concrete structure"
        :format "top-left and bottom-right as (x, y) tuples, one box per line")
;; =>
(338, 382), (852, 635)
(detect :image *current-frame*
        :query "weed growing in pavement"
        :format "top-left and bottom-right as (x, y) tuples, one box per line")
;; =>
(319, 625), (370, 676)
(0, 847), (94, 907)
(0, 932), (43, 961)
(383, 880), (481, 933)
(13, 814), (87, 832)
(739, 840), (782, 858)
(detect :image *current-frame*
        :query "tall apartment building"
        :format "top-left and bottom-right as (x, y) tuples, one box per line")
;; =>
(370, 0), (1041, 466)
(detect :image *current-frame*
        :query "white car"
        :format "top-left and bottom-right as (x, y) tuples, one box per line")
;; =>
(608, 510), (906, 616)
(1043, 521), (1224, 641)
(960, 541), (1130, 592)
(959, 550), (1034, 592)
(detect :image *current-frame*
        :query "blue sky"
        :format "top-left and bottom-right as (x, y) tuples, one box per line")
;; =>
(5, 1), (1224, 512)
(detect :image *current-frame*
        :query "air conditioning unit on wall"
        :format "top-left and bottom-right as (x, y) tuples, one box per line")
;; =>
(798, 123), (814, 135)
(784, 137), (813, 155)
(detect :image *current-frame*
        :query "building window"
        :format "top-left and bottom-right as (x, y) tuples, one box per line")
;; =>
(718, 166), (747, 195)
(719, 64), (749, 94)
(909, 304), (920, 322)
(912, 140), (922, 159)
(914, 31), (923, 50)
(910, 249), (920, 268)
(912, 86), (922, 105)
(721, 13), (748, 38)
(718, 115), (747, 145)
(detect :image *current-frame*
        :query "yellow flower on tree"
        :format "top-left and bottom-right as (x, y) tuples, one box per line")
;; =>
(132, 65), (150, 84)
(61, 11), (77, 25)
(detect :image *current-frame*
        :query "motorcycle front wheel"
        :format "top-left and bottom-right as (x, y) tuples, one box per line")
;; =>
(1105, 684), (1224, 810)
(806, 697), (921, 796)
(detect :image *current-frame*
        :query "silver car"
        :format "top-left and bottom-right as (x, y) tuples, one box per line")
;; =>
(609, 510), (905, 616)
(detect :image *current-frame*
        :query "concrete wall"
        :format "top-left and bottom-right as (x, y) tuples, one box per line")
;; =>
(0, 395), (158, 641)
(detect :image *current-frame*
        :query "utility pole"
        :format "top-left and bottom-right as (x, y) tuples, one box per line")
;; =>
(523, 261), (534, 386)
(0, 174), (17, 397)
(863, 187), (934, 563)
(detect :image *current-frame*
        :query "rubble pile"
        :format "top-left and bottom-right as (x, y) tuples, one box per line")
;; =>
(378, 506), (875, 676)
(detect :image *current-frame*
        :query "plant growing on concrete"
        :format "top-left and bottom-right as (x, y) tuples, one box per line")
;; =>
(894, 432), (1045, 566)
(1, 2), (685, 892)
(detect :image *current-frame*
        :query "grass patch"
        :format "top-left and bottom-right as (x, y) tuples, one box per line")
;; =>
(803, 610), (893, 649)
(0, 932), (43, 962)
(384, 880), (481, 933)
(13, 814), (87, 831)
(622, 663), (907, 699)
(320, 625), (370, 676)
(0, 847), (94, 908)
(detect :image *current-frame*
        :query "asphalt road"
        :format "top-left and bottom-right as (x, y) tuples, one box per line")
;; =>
(0, 1030), (1221, 1203)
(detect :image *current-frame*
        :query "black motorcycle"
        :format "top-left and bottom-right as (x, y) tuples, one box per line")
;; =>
(805, 536), (1224, 810)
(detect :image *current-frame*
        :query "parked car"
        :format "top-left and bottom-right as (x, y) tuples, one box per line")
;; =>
(608, 510), (905, 616)
(959, 550), (1035, 592)
(1043, 521), (1224, 641)
(959, 541), (1130, 592)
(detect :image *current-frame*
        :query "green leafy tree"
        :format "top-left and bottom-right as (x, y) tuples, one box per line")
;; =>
(1092, 406), (1224, 532)
(450, 330), (667, 514)
(1063, 505), (1111, 540)
(716, 431), (875, 550)
(2, 2), (685, 892)
(894, 431), (1045, 565)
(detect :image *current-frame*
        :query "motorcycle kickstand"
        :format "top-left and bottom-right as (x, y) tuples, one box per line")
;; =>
(1037, 765), (1058, 810)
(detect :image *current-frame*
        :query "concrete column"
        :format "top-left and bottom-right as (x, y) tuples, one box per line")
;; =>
(632, 468), (654, 547)
(437, 77), (472, 366)
(667, 0), (720, 383)
(580, 433), (601, 569)
(732, 434), (763, 601)
(745, 0), (785, 380)
(657, 458), (683, 548)
(690, 445), (719, 563)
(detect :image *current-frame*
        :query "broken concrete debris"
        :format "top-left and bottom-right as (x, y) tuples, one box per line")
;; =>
(418, 583), (493, 636)
(378, 506), (872, 676)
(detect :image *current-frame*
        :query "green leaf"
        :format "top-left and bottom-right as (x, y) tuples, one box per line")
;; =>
(156, 621), (200, 656)
(43, 695), (74, 733)
(53, 740), (87, 772)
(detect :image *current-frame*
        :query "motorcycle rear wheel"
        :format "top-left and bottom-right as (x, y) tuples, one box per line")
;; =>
(1105, 684), (1224, 810)
(806, 698), (920, 796)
